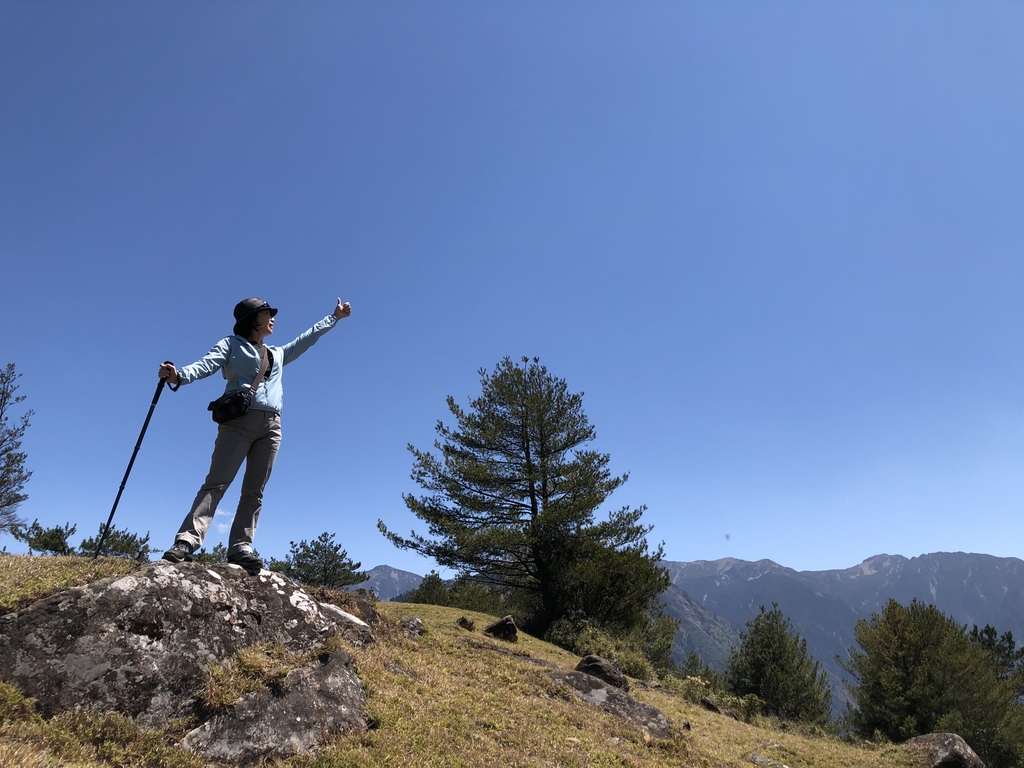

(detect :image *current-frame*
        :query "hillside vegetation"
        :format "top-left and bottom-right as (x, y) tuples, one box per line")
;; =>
(0, 555), (923, 768)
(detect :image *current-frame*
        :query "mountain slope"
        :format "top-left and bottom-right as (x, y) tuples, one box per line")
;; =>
(661, 583), (739, 670)
(662, 552), (1024, 714)
(0, 555), (922, 768)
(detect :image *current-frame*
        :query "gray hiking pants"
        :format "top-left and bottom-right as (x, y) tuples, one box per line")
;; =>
(174, 408), (282, 556)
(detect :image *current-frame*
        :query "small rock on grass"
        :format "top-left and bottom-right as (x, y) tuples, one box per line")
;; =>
(750, 753), (789, 768)
(399, 616), (426, 638)
(483, 615), (518, 642)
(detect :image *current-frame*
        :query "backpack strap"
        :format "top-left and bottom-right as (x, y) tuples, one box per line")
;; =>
(249, 345), (269, 396)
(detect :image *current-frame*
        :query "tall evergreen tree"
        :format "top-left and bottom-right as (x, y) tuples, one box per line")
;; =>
(726, 603), (832, 724)
(843, 598), (1024, 768)
(379, 356), (670, 642)
(0, 364), (33, 538)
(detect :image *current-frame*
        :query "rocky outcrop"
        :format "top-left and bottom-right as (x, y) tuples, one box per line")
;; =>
(180, 651), (363, 763)
(575, 655), (629, 691)
(905, 733), (985, 768)
(551, 669), (671, 740)
(0, 561), (370, 761)
(329, 586), (380, 625)
(3, 559), (689, 758)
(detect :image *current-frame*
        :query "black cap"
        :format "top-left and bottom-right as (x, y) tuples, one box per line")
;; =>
(233, 298), (278, 323)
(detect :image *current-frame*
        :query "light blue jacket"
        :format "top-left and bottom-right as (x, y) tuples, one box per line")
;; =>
(176, 315), (338, 415)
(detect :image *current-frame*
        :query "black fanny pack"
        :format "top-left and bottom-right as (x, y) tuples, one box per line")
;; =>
(208, 345), (268, 424)
(208, 390), (252, 424)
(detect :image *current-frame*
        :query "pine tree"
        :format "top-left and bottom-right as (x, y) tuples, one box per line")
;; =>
(379, 356), (671, 644)
(970, 624), (1024, 696)
(401, 571), (510, 616)
(13, 520), (77, 556)
(726, 603), (832, 724)
(0, 364), (33, 538)
(275, 532), (366, 588)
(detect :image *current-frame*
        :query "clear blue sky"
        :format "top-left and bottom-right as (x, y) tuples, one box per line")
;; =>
(3, 2), (1023, 576)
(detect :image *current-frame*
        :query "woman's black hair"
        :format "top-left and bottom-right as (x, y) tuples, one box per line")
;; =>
(233, 314), (259, 338)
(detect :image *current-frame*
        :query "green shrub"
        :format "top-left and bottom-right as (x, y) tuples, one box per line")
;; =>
(402, 571), (511, 618)
(545, 619), (656, 680)
(78, 524), (152, 560)
(402, 571), (451, 606)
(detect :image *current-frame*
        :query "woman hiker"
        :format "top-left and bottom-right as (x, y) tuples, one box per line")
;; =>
(157, 296), (352, 574)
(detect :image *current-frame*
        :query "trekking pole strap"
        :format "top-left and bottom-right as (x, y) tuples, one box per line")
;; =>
(164, 360), (181, 392)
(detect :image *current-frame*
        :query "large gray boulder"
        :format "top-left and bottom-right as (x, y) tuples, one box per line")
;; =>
(905, 733), (985, 768)
(180, 650), (363, 763)
(0, 561), (370, 747)
(575, 654), (629, 691)
(551, 669), (671, 740)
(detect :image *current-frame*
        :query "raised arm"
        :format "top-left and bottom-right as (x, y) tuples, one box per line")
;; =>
(281, 297), (352, 366)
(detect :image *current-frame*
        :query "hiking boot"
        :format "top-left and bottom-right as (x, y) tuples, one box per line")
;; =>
(227, 550), (264, 575)
(162, 541), (194, 563)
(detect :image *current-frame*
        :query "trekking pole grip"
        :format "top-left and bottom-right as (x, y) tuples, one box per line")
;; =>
(162, 360), (181, 393)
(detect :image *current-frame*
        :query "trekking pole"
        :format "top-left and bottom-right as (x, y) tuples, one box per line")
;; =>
(94, 362), (179, 559)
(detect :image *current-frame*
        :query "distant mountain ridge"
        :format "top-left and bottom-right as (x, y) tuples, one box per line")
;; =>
(661, 552), (1024, 713)
(352, 565), (423, 601)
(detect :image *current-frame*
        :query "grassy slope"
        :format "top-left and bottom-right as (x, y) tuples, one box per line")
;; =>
(0, 556), (921, 768)
(0, 554), (138, 614)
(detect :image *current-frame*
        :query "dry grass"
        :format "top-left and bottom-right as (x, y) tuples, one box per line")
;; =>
(201, 642), (305, 711)
(0, 553), (138, 614)
(0, 741), (56, 768)
(643, 689), (916, 768)
(293, 603), (921, 768)
(296, 602), (688, 768)
(0, 680), (202, 768)
(0, 558), (925, 767)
